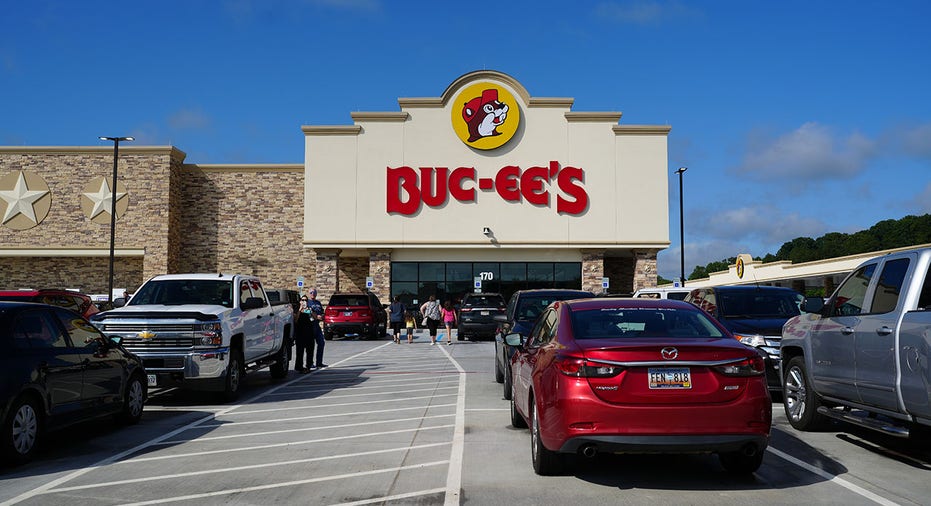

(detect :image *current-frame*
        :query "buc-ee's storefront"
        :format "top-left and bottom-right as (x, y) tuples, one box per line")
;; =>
(0, 70), (670, 306)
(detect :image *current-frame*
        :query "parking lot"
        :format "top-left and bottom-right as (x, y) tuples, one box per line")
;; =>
(2, 333), (929, 505)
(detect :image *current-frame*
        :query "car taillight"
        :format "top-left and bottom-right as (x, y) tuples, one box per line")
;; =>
(555, 355), (623, 378)
(460, 308), (472, 313)
(714, 356), (765, 376)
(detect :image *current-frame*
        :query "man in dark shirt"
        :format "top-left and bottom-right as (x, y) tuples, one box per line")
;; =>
(306, 288), (327, 368)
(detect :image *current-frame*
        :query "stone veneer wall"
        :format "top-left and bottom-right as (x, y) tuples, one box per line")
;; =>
(0, 147), (179, 293)
(177, 165), (308, 291)
(632, 249), (658, 292)
(580, 249), (605, 294)
(337, 256), (369, 294)
(369, 251), (391, 303)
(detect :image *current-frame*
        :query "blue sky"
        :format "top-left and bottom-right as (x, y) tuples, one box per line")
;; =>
(3, 1), (930, 281)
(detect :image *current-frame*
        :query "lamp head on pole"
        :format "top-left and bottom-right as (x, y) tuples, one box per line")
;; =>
(675, 166), (687, 175)
(99, 136), (135, 142)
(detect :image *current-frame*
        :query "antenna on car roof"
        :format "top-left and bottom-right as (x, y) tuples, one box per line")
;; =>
(218, 273), (223, 277)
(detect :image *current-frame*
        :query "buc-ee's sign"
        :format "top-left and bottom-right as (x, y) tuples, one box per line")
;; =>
(386, 161), (588, 216)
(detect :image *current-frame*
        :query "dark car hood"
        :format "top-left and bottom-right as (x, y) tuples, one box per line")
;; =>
(719, 317), (790, 336)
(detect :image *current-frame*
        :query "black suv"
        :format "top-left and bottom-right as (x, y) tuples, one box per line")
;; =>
(457, 292), (507, 341)
(494, 289), (595, 399)
(684, 285), (804, 392)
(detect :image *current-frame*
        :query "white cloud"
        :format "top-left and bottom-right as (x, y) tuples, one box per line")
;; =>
(895, 122), (931, 159)
(168, 108), (211, 130)
(909, 182), (931, 214)
(736, 122), (875, 181)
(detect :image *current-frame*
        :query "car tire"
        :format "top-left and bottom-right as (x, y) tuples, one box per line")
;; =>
(270, 340), (290, 379)
(494, 355), (504, 383)
(221, 349), (244, 402)
(510, 386), (527, 429)
(2, 396), (40, 465)
(117, 374), (146, 425)
(531, 399), (563, 475)
(718, 448), (765, 474)
(324, 330), (333, 341)
(503, 361), (513, 400)
(368, 326), (379, 340)
(783, 356), (830, 431)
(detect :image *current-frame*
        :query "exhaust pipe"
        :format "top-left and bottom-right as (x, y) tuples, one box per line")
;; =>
(580, 444), (598, 458)
(741, 443), (759, 457)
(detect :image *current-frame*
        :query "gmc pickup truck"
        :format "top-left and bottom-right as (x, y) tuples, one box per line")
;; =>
(781, 246), (931, 440)
(91, 274), (293, 401)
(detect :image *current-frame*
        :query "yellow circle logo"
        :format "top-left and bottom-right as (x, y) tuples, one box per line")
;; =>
(736, 257), (745, 279)
(451, 82), (520, 150)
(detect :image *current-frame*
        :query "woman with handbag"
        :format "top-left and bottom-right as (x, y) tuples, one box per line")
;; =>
(420, 295), (442, 345)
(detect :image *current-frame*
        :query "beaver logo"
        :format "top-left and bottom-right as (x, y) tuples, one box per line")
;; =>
(462, 89), (509, 142)
(451, 82), (519, 150)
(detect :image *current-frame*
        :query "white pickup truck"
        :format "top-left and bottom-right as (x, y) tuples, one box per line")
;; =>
(781, 246), (931, 440)
(91, 273), (293, 401)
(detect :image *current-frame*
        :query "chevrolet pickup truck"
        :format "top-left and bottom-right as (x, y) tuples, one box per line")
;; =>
(91, 274), (293, 401)
(781, 246), (931, 440)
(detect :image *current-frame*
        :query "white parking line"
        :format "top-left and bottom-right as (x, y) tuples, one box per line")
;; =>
(265, 384), (459, 399)
(231, 393), (457, 415)
(198, 403), (457, 427)
(119, 461), (450, 506)
(155, 413), (455, 444)
(333, 488), (447, 506)
(118, 424), (456, 463)
(768, 448), (901, 506)
(44, 442), (452, 494)
(276, 377), (459, 392)
(438, 345), (465, 506)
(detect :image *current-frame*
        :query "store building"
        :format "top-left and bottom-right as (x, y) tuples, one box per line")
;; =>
(0, 70), (671, 305)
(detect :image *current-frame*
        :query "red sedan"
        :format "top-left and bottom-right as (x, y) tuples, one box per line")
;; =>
(507, 298), (772, 475)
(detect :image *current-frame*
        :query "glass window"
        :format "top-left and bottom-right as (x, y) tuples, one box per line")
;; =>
(392, 262), (418, 282)
(831, 263), (877, 317)
(870, 258), (909, 314)
(391, 282), (419, 305)
(419, 263), (445, 282)
(15, 310), (69, 348)
(53, 307), (104, 347)
(499, 263), (523, 281)
(570, 308), (724, 340)
(446, 263), (472, 281)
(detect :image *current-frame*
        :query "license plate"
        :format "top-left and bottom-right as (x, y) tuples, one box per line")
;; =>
(480, 311), (489, 316)
(648, 368), (691, 389)
(343, 311), (353, 316)
(147, 374), (157, 387)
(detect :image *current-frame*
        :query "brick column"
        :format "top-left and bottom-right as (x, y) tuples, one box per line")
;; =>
(581, 249), (605, 293)
(632, 249), (658, 293)
(314, 249), (340, 303)
(369, 250), (392, 302)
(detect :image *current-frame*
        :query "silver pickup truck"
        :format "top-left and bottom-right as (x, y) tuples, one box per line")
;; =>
(780, 246), (931, 440)
(91, 274), (293, 401)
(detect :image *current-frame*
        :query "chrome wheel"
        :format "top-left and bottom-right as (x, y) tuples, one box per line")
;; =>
(12, 402), (38, 456)
(782, 356), (829, 431)
(127, 378), (145, 420)
(784, 364), (806, 423)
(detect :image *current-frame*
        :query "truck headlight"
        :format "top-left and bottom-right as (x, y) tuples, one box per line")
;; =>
(197, 322), (222, 346)
(734, 333), (766, 348)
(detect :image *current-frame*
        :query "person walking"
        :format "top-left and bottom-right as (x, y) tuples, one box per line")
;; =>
(389, 296), (405, 344)
(294, 295), (313, 373)
(305, 288), (327, 368)
(420, 295), (442, 345)
(441, 300), (457, 345)
(404, 310), (417, 344)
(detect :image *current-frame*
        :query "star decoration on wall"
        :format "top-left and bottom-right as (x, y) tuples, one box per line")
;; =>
(82, 177), (127, 220)
(0, 171), (51, 227)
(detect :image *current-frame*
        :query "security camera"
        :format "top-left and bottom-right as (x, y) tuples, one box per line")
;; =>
(482, 227), (492, 236)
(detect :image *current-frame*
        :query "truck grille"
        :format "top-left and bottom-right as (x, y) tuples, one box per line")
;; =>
(122, 337), (197, 348)
(99, 323), (196, 332)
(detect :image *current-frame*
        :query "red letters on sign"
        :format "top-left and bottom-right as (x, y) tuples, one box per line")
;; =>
(386, 161), (588, 216)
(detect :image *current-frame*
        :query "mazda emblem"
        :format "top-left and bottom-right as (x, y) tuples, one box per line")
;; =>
(661, 347), (678, 360)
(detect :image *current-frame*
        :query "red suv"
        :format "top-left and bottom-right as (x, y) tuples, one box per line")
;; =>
(0, 289), (100, 319)
(323, 292), (387, 340)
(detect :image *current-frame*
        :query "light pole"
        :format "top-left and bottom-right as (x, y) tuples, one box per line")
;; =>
(99, 136), (134, 305)
(675, 167), (687, 287)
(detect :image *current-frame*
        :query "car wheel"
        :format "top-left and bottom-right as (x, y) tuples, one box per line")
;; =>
(324, 330), (333, 341)
(531, 399), (563, 475)
(2, 396), (40, 465)
(270, 340), (290, 379)
(510, 386), (527, 429)
(222, 350), (244, 402)
(783, 356), (830, 431)
(118, 374), (146, 425)
(494, 354), (504, 383)
(719, 448), (765, 474)
(503, 361), (513, 400)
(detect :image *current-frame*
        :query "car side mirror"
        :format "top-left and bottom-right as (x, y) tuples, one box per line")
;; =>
(241, 297), (265, 310)
(112, 297), (126, 308)
(504, 332), (524, 347)
(801, 297), (825, 314)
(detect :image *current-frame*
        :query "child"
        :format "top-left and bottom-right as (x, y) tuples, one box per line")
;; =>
(404, 311), (417, 344)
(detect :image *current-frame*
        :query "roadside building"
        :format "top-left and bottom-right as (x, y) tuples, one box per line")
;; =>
(0, 70), (671, 304)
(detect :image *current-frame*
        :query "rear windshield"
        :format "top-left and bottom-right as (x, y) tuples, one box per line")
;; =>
(516, 294), (592, 321)
(0, 294), (34, 302)
(129, 280), (234, 308)
(718, 291), (803, 319)
(328, 295), (368, 307)
(570, 307), (725, 340)
(463, 295), (505, 307)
